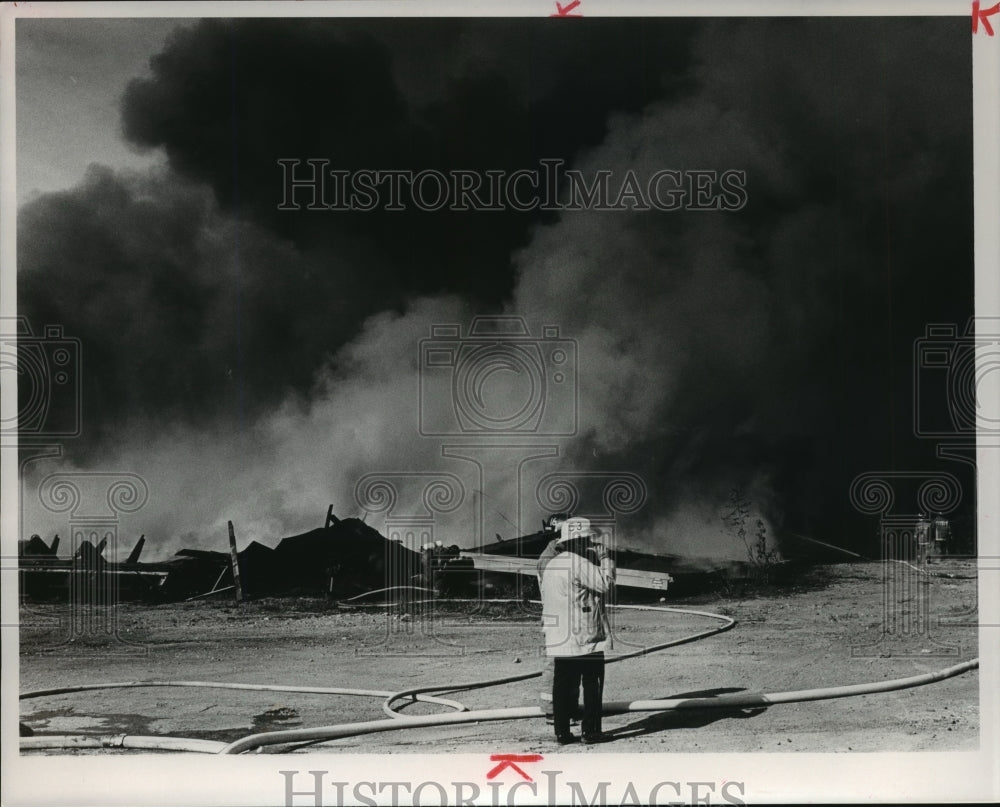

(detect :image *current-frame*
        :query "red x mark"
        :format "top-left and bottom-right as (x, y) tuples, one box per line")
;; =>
(550, 1), (583, 17)
(486, 754), (544, 781)
(973, 0), (1000, 35)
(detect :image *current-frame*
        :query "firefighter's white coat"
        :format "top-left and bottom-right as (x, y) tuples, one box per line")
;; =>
(539, 548), (614, 657)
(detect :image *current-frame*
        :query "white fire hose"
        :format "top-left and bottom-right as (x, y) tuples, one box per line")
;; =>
(19, 600), (979, 754)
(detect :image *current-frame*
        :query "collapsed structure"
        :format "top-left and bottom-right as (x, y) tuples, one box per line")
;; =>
(18, 508), (768, 603)
(18, 512), (420, 602)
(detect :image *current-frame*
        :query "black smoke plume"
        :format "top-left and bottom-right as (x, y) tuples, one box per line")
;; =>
(18, 18), (974, 559)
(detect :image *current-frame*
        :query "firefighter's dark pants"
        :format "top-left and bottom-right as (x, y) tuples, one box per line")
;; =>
(552, 652), (604, 737)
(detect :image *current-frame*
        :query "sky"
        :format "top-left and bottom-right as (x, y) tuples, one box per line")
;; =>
(15, 16), (975, 562)
(16, 19), (177, 203)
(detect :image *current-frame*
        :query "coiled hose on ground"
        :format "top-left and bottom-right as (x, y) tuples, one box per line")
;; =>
(19, 598), (979, 754)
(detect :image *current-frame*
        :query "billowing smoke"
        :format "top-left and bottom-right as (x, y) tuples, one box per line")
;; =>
(18, 18), (974, 561)
(504, 18), (973, 557)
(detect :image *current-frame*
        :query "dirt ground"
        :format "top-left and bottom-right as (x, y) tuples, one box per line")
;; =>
(18, 561), (980, 754)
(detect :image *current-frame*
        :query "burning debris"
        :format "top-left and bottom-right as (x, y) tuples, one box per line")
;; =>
(18, 506), (804, 605)
(18, 510), (423, 603)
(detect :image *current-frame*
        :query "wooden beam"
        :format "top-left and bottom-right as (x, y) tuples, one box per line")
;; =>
(126, 535), (145, 564)
(185, 585), (236, 602)
(227, 520), (244, 603)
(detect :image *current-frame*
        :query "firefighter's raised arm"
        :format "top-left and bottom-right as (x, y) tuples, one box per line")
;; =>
(593, 540), (616, 587)
(574, 541), (614, 595)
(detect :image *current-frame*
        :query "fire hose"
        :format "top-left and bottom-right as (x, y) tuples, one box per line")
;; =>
(19, 600), (979, 754)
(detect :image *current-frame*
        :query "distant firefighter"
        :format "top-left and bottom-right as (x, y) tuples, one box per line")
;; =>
(915, 514), (932, 564)
(930, 514), (952, 561)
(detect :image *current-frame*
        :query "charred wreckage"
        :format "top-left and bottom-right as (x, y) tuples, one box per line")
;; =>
(15, 506), (756, 605)
(20, 504), (955, 605)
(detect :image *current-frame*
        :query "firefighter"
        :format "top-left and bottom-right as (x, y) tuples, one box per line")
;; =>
(536, 513), (570, 723)
(539, 516), (615, 744)
(915, 513), (931, 565)
(931, 513), (952, 561)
